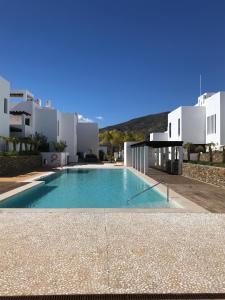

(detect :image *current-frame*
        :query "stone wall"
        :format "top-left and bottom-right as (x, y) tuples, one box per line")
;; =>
(183, 163), (225, 187)
(0, 155), (42, 176)
(199, 152), (224, 163)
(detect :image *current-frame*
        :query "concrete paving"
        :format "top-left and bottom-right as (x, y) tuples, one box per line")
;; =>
(0, 211), (225, 296)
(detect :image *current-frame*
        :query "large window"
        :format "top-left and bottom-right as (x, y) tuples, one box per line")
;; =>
(178, 118), (180, 136)
(4, 98), (8, 114)
(169, 122), (171, 138)
(207, 114), (216, 134)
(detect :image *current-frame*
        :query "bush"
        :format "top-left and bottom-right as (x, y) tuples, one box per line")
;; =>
(52, 141), (67, 152)
(85, 154), (98, 162)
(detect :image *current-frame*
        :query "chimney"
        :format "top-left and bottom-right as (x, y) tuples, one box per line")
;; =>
(45, 100), (51, 108)
(35, 99), (42, 107)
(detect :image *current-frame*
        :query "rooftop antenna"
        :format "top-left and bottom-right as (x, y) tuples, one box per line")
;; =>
(200, 74), (202, 96)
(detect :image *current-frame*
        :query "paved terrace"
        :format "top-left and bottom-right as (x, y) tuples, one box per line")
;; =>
(0, 211), (225, 295)
(147, 168), (225, 213)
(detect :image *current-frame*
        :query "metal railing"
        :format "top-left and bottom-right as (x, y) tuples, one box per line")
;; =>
(128, 181), (169, 204)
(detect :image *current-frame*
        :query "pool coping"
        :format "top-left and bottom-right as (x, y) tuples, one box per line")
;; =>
(0, 166), (208, 213)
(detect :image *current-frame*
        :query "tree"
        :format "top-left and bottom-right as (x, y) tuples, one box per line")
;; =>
(29, 132), (49, 152)
(206, 142), (215, 163)
(183, 143), (192, 161)
(52, 140), (67, 152)
(195, 145), (204, 162)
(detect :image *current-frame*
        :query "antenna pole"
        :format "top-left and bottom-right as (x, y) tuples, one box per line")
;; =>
(200, 74), (202, 96)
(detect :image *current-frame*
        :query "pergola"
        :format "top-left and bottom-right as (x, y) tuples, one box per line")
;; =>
(128, 140), (183, 175)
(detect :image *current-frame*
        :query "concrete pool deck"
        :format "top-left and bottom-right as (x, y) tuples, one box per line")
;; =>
(0, 164), (225, 295)
(0, 211), (225, 295)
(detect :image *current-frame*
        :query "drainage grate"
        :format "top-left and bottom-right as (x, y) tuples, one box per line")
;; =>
(0, 294), (225, 300)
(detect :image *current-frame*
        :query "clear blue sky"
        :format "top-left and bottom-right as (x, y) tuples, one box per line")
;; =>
(0, 0), (225, 127)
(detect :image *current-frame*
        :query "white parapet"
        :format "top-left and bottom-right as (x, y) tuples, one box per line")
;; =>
(41, 152), (69, 167)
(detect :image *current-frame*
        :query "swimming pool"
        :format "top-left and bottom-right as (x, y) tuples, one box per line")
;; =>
(0, 168), (174, 208)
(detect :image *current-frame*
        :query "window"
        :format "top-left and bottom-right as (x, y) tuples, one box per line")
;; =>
(25, 118), (30, 126)
(207, 114), (216, 134)
(57, 120), (59, 136)
(169, 122), (171, 138)
(4, 98), (8, 114)
(178, 118), (180, 136)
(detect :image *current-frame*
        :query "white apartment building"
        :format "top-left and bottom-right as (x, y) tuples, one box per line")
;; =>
(0, 75), (99, 162)
(0, 76), (10, 151)
(77, 122), (99, 156)
(150, 92), (225, 149)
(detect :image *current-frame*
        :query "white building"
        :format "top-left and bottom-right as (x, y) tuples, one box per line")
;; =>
(0, 75), (99, 162)
(77, 122), (99, 156)
(150, 92), (225, 149)
(0, 76), (10, 151)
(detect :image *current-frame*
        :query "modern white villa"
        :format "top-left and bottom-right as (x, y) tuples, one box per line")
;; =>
(0, 75), (98, 162)
(150, 92), (225, 148)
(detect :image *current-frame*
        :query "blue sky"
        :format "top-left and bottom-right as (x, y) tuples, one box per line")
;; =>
(0, 0), (225, 127)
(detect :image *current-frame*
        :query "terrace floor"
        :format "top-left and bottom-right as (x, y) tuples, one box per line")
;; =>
(147, 168), (225, 213)
(0, 211), (225, 296)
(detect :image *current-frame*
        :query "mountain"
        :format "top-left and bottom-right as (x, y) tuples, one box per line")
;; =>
(100, 112), (169, 138)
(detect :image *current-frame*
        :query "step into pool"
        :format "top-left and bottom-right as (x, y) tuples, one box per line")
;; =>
(0, 169), (175, 208)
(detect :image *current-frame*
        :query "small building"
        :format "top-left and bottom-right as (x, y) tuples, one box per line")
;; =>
(124, 141), (183, 175)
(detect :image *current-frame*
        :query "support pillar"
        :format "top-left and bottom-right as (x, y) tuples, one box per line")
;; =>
(140, 147), (144, 173)
(144, 146), (149, 174)
(137, 147), (140, 171)
(171, 146), (175, 174)
(131, 148), (134, 167)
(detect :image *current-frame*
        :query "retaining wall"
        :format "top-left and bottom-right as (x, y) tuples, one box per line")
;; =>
(0, 155), (42, 176)
(183, 163), (225, 187)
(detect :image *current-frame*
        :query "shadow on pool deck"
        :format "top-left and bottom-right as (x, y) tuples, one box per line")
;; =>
(147, 168), (225, 213)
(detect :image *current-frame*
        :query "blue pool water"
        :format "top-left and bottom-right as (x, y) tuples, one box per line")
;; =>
(0, 169), (174, 208)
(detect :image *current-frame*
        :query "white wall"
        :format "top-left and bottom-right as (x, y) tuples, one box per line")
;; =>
(205, 92), (225, 147)
(61, 112), (78, 163)
(150, 131), (168, 141)
(77, 122), (99, 156)
(35, 107), (59, 144)
(124, 142), (136, 166)
(220, 93), (225, 146)
(168, 106), (206, 144)
(41, 152), (69, 167)
(0, 76), (10, 150)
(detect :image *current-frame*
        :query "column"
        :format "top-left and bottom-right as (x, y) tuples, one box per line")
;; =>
(144, 146), (149, 174)
(140, 147), (144, 173)
(137, 147), (139, 171)
(178, 146), (183, 175)
(171, 146), (175, 174)
(131, 148), (134, 168)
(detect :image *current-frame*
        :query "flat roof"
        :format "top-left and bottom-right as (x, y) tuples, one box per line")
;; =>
(131, 140), (183, 148)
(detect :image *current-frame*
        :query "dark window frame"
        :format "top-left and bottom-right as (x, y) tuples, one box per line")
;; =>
(178, 118), (180, 136)
(4, 98), (8, 114)
(169, 122), (171, 138)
